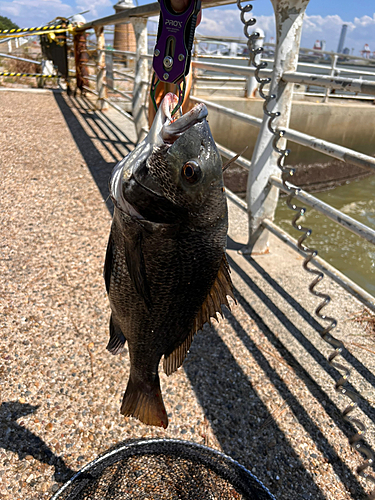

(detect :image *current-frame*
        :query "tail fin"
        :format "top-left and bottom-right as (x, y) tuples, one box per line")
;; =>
(120, 375), (168, 429)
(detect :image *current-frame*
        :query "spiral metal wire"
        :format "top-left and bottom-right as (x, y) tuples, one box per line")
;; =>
(236, 0), (375, 496)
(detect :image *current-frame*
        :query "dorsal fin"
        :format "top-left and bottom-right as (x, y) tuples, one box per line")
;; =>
(163, 254), (236, 376)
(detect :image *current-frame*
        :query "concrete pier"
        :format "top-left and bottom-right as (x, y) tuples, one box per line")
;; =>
(1, 89), (374, 499)
(199, 96), (375, 165)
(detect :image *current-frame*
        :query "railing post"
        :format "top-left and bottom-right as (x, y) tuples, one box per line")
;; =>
(191, 39), (199, 97)
(105, 51), (114, 90)
(246, 28), (264, 98)
(73, 30), (89, 94)
(324, 54), (338, 103)
(244, 0), (310, 255)
(95, 26), (108, 110)
(131, 18), (149, 141)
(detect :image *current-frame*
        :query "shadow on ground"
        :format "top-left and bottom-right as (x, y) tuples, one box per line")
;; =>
(53, 93), (135, 215)
(183, 317), (368, 499)
(0, 402), (75, 483)
(226, 241), (375, 427)
(182, 238), (372, 498)
(50, 96), (373, 499)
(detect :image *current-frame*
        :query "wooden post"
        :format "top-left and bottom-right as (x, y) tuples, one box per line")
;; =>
(95, 26), (108, 110)
(244, 0), (310, 255)
(73, 31), (89, 95)
(131, 18), (149, 141)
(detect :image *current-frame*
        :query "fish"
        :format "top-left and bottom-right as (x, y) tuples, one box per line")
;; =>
(104, 93), (235, 429)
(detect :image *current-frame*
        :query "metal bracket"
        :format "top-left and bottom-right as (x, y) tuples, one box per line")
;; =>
(152, 0), (200, 84)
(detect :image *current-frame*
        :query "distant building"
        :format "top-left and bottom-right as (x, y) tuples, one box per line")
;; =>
(313, 40), (322, 50)
(313, 40), (325, 57)
(361, 44), (371, 59)
(337, 24), (348, 54)
(113, 0), (136, 55)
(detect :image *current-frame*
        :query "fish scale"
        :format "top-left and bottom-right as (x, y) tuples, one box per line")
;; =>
(104, 94), (235, 428)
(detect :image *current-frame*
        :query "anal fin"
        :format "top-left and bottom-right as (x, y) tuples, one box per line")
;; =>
(106, 315), (126, 355)
(121, 375), (168, 429)
(163, 330), (194, 376)
(163, 253), (235, 376)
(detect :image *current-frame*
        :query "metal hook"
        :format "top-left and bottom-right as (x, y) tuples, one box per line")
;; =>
(171, 77), (187, 116)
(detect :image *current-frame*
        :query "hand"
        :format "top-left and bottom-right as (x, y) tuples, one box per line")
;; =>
(170, 0), (201, 25)
(170, 0), (190, 12)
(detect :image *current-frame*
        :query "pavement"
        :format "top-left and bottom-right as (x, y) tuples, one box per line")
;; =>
(1, 88), (375, 500)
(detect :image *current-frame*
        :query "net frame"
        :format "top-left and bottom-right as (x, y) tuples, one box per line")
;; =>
(50, 438), (276, 500)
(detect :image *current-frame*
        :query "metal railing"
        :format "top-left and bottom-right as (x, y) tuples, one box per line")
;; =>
(191, 60), (375, 98)
(74, 0), (375, 305)
(0, 52), (42, 65)
(191, 95), (375, 172)
(190, 33), (375, 99)
(232, 4), (375, 495)
(4, 0), (374, 497)
(187, 99), (375, 308)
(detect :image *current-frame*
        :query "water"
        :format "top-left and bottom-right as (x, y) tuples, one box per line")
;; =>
(197, 55), (375, 295)
(274, 175), (375, 297)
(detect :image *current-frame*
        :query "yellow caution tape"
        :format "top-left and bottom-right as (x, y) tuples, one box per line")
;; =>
(0, 24), (74, 39)
(0, 72), (57, 78)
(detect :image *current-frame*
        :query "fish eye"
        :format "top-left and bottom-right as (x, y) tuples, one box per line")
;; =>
(182, 161), (201, 184)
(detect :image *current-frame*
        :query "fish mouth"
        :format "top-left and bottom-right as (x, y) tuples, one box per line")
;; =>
(150, 93), (208, 145)
(110, 94), (209, 216)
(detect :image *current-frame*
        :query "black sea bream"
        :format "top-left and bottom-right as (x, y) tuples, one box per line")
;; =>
(104, 93), (234, 428)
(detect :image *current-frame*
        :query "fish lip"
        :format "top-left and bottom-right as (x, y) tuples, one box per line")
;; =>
(157, 93), (208, 145)
(110, 94), (209, 213)
(133, 172), (165, 200)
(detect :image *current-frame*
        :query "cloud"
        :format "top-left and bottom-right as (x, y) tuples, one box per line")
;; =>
(197, 9), (248, 38)
(197, 9), (275, 42)
(197, 7), (375, 56)
(353, 14), (375, 27)
(301, 13), (375, 53)
(75, 0), (112, 19)
(302, 14), (354, 35)
(0, 0), (73, 27)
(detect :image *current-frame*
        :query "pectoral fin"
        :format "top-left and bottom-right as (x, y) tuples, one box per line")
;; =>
(124, 228), (152, 310)
(104, 231), (113, 295)
(163, 253), (236, 376)
(106, 314), (126, 355)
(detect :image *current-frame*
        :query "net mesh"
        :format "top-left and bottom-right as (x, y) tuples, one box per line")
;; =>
(51, 439), (275, 500)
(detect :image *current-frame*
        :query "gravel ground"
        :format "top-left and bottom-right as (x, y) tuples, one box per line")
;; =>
(1, 90), (375, 500)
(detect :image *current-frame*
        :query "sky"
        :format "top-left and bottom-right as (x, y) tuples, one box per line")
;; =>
(1, 0), (375, 56)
